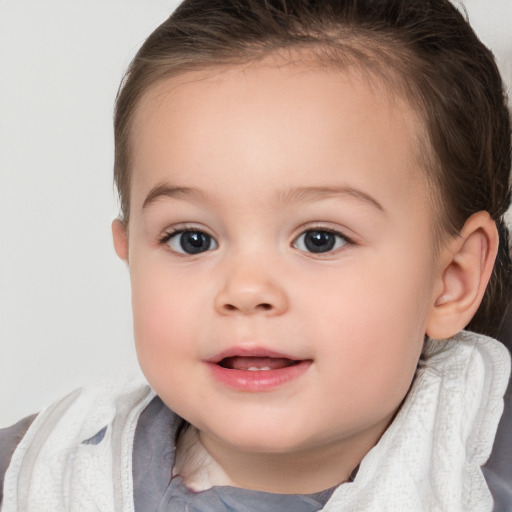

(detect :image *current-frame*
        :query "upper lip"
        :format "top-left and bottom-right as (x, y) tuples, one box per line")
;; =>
(205, 346), (304, 364)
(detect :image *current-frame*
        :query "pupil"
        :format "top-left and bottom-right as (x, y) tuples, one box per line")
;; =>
(305, 231), (335, 253)
(181, 232), (210, 254)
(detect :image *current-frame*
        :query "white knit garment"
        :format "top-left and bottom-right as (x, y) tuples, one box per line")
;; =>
(322, 332), (510, 512)
(2, 378), (154, 512)
(2, 331), (510, 512)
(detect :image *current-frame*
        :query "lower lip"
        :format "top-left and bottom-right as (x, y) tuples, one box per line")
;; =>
(205, 360), (312, 392)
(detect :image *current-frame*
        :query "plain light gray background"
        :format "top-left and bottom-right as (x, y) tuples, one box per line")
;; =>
(1, 0), (511, 427)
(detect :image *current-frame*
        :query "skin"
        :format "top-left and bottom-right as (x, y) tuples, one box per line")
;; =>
(112, 57), (498, 493)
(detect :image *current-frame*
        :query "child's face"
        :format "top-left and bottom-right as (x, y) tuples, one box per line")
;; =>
(120, 59), (443, 479)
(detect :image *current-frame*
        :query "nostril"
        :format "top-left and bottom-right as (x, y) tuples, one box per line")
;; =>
(222, 302), (273, 312)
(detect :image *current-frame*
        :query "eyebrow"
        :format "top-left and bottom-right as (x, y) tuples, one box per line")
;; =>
(142, 184), (206, 209)
(142, 183), (385, 213)
(276, 186), (385, 213)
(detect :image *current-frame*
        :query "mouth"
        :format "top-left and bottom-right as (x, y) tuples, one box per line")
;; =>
(205, 348), (312, 391)
(217, 356), (302, 371)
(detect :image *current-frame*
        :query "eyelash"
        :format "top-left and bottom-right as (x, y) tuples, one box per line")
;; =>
(158, 226), (353, 256)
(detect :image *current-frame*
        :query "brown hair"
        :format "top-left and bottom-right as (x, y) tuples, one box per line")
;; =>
(114, 0), (512, 340)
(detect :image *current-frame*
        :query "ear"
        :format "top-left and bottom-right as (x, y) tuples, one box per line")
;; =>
(112, 218), (129, 262)
(426, 211), (498, 340)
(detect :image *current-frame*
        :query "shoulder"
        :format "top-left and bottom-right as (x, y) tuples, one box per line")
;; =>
(0, 377), (153, 510)
(483, 370), (512, 512)
(0, 414), (37, 506)
(17, 377), (153, 451)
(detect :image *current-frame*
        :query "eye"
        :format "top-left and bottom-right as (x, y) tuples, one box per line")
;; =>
(164, 230), (218, 255)
(293, 229), (349, 254)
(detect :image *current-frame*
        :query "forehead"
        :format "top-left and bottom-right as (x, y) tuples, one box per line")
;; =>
(129, 58), (428, 214)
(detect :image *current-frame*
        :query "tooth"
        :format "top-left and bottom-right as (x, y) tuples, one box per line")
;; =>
(247, 366), (271, 371)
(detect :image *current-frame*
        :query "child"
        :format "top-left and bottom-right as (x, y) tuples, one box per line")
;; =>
(1, 0), (512, 510)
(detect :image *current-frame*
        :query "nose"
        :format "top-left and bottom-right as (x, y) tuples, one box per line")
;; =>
(214, 260), (289, 316)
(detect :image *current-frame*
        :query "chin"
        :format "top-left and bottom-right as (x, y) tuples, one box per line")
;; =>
(208, 422), (318, 455)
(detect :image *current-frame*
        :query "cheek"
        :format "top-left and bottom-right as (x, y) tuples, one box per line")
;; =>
(129, 267), (218, 421)
(305, 254), (432, 335)
(302, 251), (432, 397)
(130, 267), (195, 368)
(129, 258), (220, 377)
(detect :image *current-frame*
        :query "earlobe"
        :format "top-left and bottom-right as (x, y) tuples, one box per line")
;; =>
(112, 218), (129, 262)
(426, 212), (498, 340)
